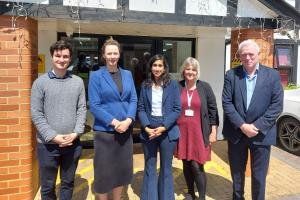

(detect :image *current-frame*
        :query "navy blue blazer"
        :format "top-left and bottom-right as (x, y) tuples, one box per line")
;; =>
(88, 66), (137, 132)
(222, 64), (283, 145)
(138, 80), (181, 141)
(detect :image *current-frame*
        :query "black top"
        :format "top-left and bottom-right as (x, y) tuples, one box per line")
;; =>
(110, 70), (123, 94)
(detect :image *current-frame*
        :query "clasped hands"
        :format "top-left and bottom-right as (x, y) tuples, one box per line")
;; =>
(111, 118), (132, 134)
(240, 123), (259, 138)
(52, 132), (78, 147)
(145, 126), (166, 140)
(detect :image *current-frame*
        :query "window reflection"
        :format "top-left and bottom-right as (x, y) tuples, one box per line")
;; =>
(277, 47), (292, 67)
(163, 40), (192, 78)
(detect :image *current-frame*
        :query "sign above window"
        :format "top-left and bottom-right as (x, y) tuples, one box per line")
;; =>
(186, 0), (227, 16)
(63, 0), (117, 9)
(129, 0), (175, 13)
(0, 0), (49, 4)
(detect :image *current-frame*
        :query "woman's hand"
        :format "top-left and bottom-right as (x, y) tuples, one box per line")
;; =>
(209, 125), (218, 144)
(114, 118), (132, 134)
(145, 127), (156, 140)
(153, 126), (166, 137)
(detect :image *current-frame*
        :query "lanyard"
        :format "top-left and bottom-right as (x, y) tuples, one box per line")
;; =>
(185, 81), (196, 108)
(186, 89), (195, 108)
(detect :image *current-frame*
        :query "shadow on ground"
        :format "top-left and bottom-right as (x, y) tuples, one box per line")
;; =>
(56, 174), (89, 200)
(130, 166), (232, 200)
(212, 140), (229, 165)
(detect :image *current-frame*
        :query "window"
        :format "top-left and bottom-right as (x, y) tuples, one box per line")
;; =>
(273, 41), (297, 87)
(163, 40), (193, 74)
(275, 47), (292, 67)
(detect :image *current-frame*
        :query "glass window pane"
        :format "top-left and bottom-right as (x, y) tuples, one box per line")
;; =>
(277, 47), (292, 66)
(163, 40), (192, 79)
(120, 43), (152, 88)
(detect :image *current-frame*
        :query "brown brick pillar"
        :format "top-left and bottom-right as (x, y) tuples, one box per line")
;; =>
(231, 28), (274, 177)
(0, 15), (39, 200)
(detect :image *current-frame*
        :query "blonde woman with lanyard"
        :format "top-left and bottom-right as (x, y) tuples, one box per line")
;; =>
(174, 57), (219, 200)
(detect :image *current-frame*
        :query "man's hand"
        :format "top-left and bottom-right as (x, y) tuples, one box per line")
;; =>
(52, 134), (68, 145)
(59, 133), (78, 147)
(52, 133), (78, 147)
(240, 123), (259, 138)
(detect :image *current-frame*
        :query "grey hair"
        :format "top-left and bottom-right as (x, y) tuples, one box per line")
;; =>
(180, 57), (201, 80)
(238, 39), (260, 54)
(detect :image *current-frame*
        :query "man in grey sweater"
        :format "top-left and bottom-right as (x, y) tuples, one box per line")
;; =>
(31, 40), (86, 200)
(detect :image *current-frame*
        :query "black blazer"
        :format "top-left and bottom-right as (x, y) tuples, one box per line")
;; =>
(179, 80), (219, 146)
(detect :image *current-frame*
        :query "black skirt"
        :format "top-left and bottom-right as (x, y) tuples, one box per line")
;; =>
(93, 130), (133, 194)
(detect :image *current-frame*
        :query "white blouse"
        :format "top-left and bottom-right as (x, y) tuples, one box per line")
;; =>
(151, 85), (163, 116)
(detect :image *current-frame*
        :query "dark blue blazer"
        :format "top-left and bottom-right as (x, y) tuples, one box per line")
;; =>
(222, 64), (283, 145)
(88, 66), (137, 131)
(138, 80), (181, 141)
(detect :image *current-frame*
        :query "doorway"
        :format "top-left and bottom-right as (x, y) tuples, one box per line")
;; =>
(58, 33), (195, 146)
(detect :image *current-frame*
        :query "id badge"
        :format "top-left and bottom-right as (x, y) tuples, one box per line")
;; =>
(185, 109), (194, 117)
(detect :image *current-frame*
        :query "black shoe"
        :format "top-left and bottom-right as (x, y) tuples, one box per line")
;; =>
(184, 193), (197, 200)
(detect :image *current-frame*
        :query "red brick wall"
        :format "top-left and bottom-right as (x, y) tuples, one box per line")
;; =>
(0, 15), (38, 200)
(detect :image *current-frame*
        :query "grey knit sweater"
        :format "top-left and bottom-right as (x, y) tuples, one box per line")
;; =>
(30, 73), (87, 144)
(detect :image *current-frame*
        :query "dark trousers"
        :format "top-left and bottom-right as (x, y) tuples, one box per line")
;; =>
(37, 140), (82, 200)
(141, 133), (177, 200)
(228, 137), (271, 200)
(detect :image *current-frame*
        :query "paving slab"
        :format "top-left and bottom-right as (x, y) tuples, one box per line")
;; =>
(34, 141), (300, 200)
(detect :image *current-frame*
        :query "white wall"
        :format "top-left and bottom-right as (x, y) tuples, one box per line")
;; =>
(298, 43), (300, 85)
(195, 27), (226, 139)
(237, 0), (277, 18)
(284, 0), (295, 7)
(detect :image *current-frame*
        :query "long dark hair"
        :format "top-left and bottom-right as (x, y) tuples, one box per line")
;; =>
(143, 54), (171, 88)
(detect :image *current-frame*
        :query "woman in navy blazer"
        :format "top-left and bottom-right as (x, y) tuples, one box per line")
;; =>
(88, 37), (137, 200)
(138, 54), (181, 200)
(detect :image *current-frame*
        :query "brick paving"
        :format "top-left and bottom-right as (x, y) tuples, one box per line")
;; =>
(34, 141), (300, 200)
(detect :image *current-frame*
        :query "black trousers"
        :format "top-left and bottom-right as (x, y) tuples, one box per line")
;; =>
(37, 140), (82, 200)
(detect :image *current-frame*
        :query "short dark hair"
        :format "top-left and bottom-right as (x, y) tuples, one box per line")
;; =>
(144, 54), (171, 88)
(50, 40), (73, 57)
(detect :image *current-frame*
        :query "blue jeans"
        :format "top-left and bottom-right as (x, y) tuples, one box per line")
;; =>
(37, 140), (82, 200)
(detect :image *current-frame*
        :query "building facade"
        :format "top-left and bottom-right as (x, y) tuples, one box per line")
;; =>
(0, 0), (299, 199)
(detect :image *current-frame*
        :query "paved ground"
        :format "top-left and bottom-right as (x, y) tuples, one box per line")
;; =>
(34, 141), (300, 200)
